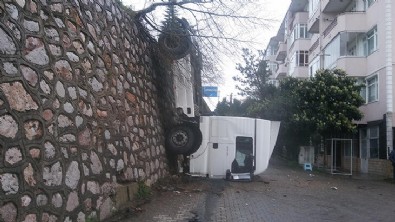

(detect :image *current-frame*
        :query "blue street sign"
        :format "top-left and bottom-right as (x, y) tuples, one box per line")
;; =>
(202, 86), (218, 97)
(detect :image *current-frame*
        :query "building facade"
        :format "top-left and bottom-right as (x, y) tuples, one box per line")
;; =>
(265, 0), (394, 176)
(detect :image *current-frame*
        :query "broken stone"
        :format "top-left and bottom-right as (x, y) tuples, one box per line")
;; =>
(21, 195), (32, 207)
(75, 115), (83, 127)
(54, 17), (65, 28)
(56, 81), (65, 97)
(73, 41), (85, 54)
(25, 37), (49, 65)
(66, 88), (76, 101)
(0, 173), (19, 194)
(107, 144), (117, 155)
(51, 193), (63, 208)
(43, 162), (62, 186)
(0, 114), (18, 138)
(20, 65), (38, 86)
(36, 193), (48, 206)
(44, 27), (60, 41)
(66, 191), (79, 212)
(87, 23), (97, 40)
(0, 202), (17, 222)
(44, 70), (54, 80)
(50, 3), (63, 13)
(24, 19), (40, 32)
(40, 80), (51, 94)
(78, 127), (91, 146)
(24, 163), (36, 186)
(90, 152), (103, 174)
(2, 62), (18, 75)
(59, 134), (76, 142)
(65, 161), (80, 189)
(88, 77), (103, 92)
(58, 115), (73, 127)
(0, 25), (17, 55)
(16, 0), (25, 8)
(49, 44), (62, 56)
(44, 141), (56, 159)
(66, 52), (79, 62)
(64, 102), (74, 113)
(5, 147), (22, 165)
(23, 214), (36, 222)
(87, 181), (100, 194)
(24, 119), (43, 140)
(29, 148), (40, 159)
(42, 109), (53, 121)
(54, 60), (73, 80)
(42, 213), (57, 222)
(1, 81), (38, 111)
(99, 198), (113, 221)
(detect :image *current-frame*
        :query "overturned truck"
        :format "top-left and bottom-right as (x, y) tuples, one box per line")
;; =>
(159, 16), (280, 181)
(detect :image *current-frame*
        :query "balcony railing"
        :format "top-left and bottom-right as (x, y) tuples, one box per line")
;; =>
(309, 38), (319, 54)
(323, 18), (338, 37)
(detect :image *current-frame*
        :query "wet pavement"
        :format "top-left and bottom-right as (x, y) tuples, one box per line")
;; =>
(111, 157), (395, 222)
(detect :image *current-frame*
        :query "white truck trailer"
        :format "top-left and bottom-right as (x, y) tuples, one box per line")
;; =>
(189, 116), (280, 180)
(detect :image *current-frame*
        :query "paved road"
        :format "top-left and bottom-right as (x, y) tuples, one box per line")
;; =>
(113, 158), (395, 222)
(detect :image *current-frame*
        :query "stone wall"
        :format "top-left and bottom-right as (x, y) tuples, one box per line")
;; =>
(0, 0), (170, 221)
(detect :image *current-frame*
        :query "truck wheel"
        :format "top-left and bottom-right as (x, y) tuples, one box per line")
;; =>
(158, 29), (191, 60)
(166, 124), (202, 155)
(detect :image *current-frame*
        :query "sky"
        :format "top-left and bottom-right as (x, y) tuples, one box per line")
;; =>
(122, 0), (291, 109)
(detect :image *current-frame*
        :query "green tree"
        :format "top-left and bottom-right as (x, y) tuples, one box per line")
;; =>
(215, 98), (248, 116)
(233, 48), (276, 100)
(291, 69), (364, 135)
(269, 69), (364, 159)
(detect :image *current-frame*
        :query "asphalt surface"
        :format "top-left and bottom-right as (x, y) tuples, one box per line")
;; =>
(112, 157), (395, 222)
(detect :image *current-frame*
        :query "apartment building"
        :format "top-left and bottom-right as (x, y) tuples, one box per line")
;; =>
(265, 0), (394, 176)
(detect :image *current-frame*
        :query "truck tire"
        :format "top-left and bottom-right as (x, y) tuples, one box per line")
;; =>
(158, 29), (191, 60)
(166, 124), (202, 155)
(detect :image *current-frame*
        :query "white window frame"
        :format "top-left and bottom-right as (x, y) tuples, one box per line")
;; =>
(366, 26), (377, 55)
(296, 50), (309, 67)
(360, 126), (380, 159)
(366, 74), (378, 103)
(309, 0), (320, 18)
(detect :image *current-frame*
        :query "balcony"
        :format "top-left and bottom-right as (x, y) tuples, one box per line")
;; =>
(275, 63), (287, 79)
(322, 0), (353, 13)
(332, 57), (367, 77)
(276, 42), (287, 61)
(322, 12), (366, 48)
(289, 39), (310, 54)
(307, 8), (320, 33)
(291, 12), (309, 28)
(309, 35), (320, 56)
(289, 0), (308, 12)
(290, 66), (309, 79)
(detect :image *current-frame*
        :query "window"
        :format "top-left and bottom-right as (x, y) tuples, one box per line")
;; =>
(357, 78), (367, 102)
(365, 26), (377, 55)
(361, 126), (380, 159)
(296, 51), (309, 67)
(290, 24), (308, 45)
(309, 56), (320, 77)
(309, 0), (320, 18)
(366, 75), (378, 102)
(267, 62), (278, 73)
